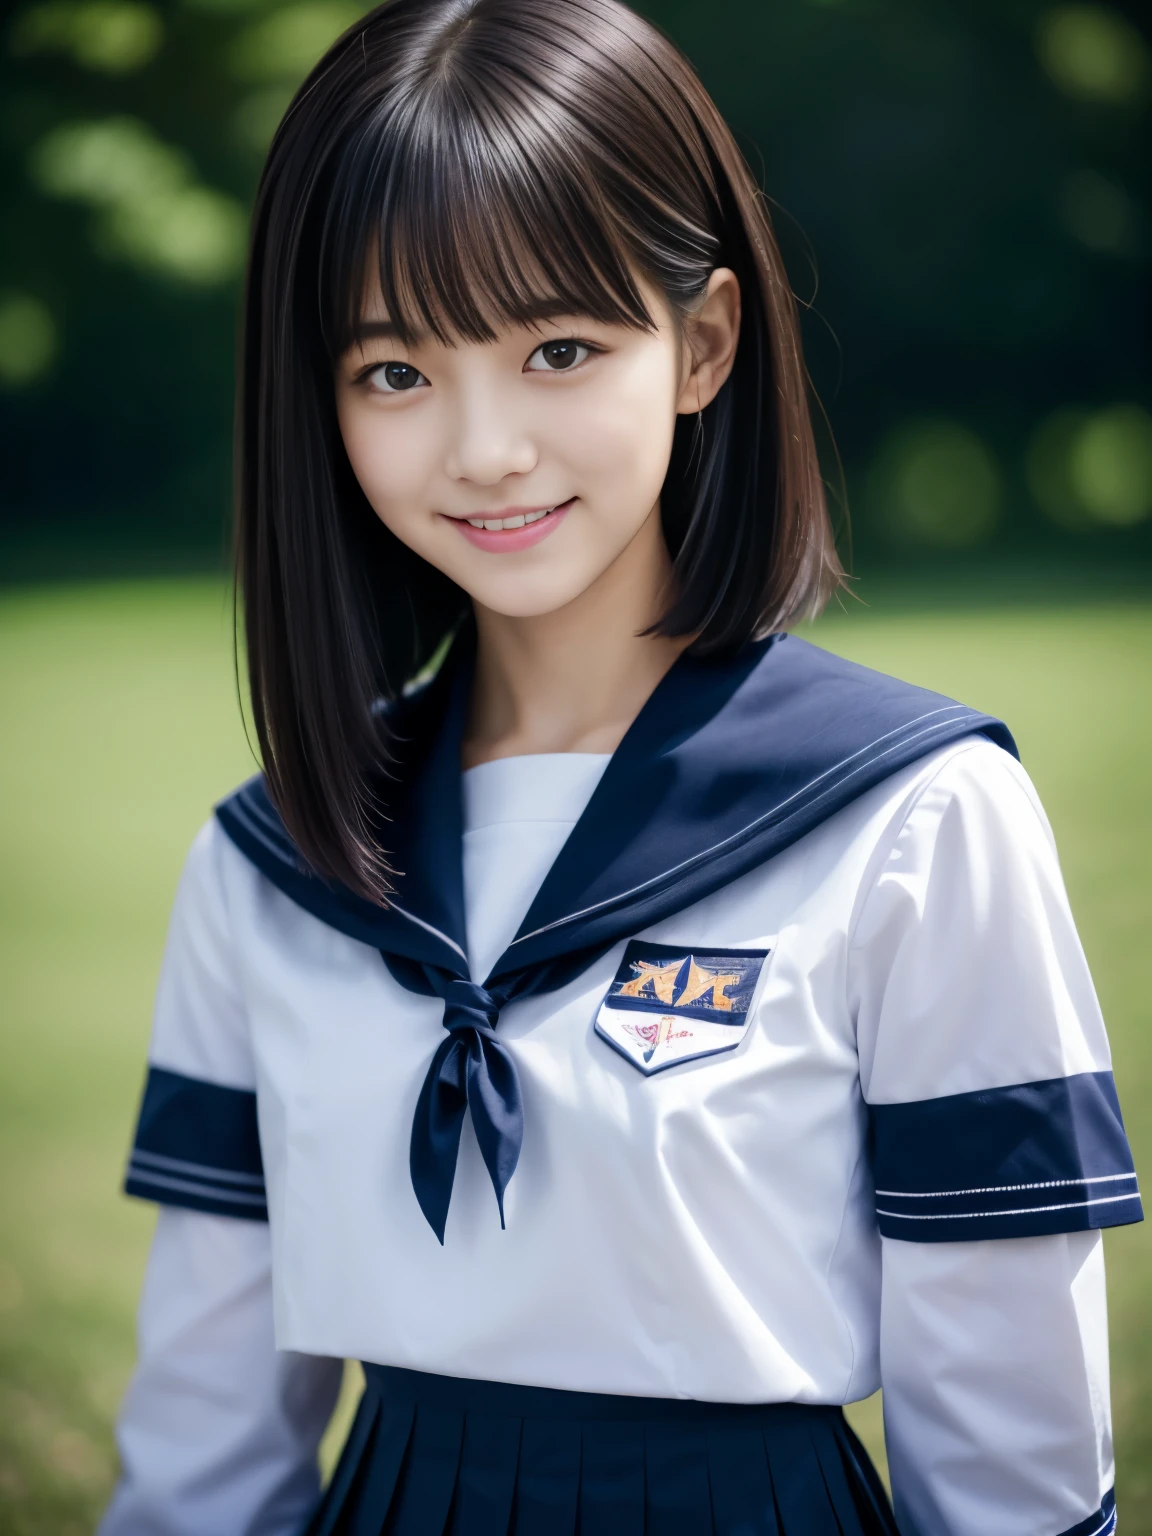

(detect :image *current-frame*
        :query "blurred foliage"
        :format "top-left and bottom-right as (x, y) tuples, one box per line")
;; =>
(0, 0), (1149, 575)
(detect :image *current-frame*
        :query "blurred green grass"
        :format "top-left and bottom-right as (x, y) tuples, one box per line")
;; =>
(0, 579), (1149, 1532)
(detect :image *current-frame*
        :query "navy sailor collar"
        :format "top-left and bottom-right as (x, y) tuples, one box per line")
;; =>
(216, 631), (1018, 985)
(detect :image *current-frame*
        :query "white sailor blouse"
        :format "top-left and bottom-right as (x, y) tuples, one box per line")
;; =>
(105, 634), (1140, 1536)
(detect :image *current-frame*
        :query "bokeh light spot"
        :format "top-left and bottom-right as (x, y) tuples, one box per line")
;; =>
(872, 422), (1002, 548)
(228, 2), (363, 84)
(12, 1), (162, 74)
(1071, 406), (1152, 526)
(1027, 410), (1092, 529)
(1035, 5), (1150, 106)
(1029, 406), (1152, 528)
(31, 118), (246, 286)
(0, 294), (58, 387)
(33, 117), (189, 204)
(103, 186), (248, 286)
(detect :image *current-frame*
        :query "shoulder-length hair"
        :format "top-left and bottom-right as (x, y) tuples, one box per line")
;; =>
(238, 0), (845, 903)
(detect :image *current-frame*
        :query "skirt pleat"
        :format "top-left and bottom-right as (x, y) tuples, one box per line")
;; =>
(510, 1416), (581, 1536)
(705, 1425), (780, 1536)
(349, 1399), (418, 1536)
(388, 1406), (465, 1536)
(762, 1418), (842, 1536)
(447, 1414), (521, 1536)
(810, 1424), (874, 1536)
(575, 1421), (645, 1536)
(645, 1423), (713, 1535)
(305, 1366), (898, 1536)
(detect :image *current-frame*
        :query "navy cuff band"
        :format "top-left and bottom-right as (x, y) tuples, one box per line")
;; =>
(1057, 1488), (1115, 1536)
(871, 1071), (1142, 1242)
(124, 1065), (268, 1223)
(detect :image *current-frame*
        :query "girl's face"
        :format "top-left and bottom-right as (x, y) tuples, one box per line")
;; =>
(334, 270), (739, 619)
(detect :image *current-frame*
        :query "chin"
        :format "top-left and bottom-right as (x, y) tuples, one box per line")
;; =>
(464, 571), (606, 619)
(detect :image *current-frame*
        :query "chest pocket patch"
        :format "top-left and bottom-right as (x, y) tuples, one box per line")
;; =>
(595, 940), (771, 1075)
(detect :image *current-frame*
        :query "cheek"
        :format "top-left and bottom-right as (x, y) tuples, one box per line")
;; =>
(560, 349), (679, 505)
(336, 399), (433, 523)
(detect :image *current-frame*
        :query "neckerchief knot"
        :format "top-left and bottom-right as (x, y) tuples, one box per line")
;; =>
(409, 975), (523, 1243)
(441, 979), (500, 1039)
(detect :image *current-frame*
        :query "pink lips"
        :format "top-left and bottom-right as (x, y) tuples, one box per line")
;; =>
(447, 499), (574, 553)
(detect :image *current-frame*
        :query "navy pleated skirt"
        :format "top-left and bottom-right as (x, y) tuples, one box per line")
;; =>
(306, 1364), (898, 1536)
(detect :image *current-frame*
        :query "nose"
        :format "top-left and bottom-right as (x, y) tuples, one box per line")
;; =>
(443, 379), (538, 485)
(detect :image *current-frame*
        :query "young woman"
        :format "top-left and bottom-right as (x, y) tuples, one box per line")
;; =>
(102, 1), (1140, 1532)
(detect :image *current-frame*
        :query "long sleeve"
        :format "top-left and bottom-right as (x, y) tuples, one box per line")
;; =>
(880, 1230), (1112, 1536)
(100, 1208), (343, 1536)
(106, 821), (343, 1534)
(849, 739), (1135, 1535)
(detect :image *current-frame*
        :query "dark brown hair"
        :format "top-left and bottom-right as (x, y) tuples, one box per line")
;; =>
(237, 0), (845, 903)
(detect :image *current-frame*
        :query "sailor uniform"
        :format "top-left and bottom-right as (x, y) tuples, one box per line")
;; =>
(103, 635), (1140, 1536)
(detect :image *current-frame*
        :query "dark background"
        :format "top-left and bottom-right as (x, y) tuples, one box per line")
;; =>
(1, 0), (1149, 580)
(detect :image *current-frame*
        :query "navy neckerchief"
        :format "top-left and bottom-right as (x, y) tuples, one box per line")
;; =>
(216, 633), (1017, 1241)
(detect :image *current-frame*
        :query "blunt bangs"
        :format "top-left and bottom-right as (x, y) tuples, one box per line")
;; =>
(238, 0), (846, 903)
(318, 4), (724, 355)
(321, 95), (655, 355)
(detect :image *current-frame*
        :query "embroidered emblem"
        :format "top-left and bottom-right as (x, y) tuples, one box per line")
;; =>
(596, 940), (771, 1075)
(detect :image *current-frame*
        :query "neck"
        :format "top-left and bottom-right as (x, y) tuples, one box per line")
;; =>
(463, 506), (691, 767)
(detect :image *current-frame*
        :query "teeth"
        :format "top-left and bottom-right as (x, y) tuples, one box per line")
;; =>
(464, 505), (558, 531)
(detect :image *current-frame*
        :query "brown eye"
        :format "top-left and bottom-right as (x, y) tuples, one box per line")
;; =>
(368, 362), (426, 393)
(526, 340), (590, 373)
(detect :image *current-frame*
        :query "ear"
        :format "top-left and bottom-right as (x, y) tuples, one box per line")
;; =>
(675, 267), (741, 416)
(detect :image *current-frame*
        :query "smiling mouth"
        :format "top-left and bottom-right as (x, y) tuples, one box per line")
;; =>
(459, 499), (572, 531)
